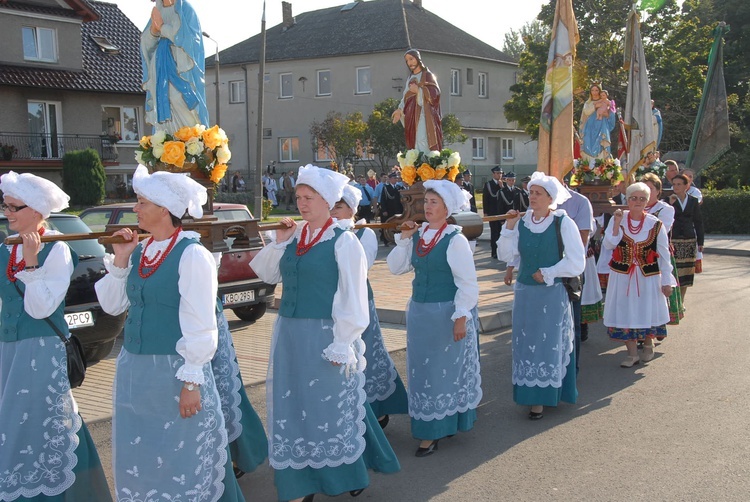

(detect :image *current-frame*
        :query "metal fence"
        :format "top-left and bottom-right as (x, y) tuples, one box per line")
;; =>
(0, 133), (118, 161)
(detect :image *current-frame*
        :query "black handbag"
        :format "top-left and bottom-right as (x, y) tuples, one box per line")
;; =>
(555, 216), (583, 302)
(14, 282), (87, 388)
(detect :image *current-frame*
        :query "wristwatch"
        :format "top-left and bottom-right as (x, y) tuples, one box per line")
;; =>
(183, 382), (199, 391)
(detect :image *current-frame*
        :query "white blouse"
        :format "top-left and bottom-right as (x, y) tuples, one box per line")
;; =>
(250, 220), (369, 365)
(647, 200), (675, 233)
(95, 231), (219, 385)
(386, 223), (478, 321)
(497, 209), (586, 285)
(339, 219), (377, 269)
(1, 231), (74, 319)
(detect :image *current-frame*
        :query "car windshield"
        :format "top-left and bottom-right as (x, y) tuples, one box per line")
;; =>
(0, 215), (105, 258)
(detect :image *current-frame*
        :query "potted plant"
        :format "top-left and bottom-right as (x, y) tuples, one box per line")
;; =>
(0, 143), (18, 161)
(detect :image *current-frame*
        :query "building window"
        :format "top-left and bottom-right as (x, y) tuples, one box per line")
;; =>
(229, 81), (245, 103)
(315, 140), (335, 162)
(356, 67), (371, 94)
(280, 73), (293, 99)
(28, 100), (62, 158)
(279, 137), (300, 162)
(502, 138), (514, 160)
(317, 70), (331, 96)
(472, 137), (486, 159)
(478, 72), (488, 98)
(102, 106), (140, 143)
(22, 26), (57, 62)
(451, 69), (461, 96)
(466, 68), (473, 85)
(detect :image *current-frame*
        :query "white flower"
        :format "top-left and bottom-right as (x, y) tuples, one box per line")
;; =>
(151, 130), (167, 145)
(606, 170), (614, 179)
(426, 150), (441, 158)
(185, 137), (204, 156)
(152, 143), (164, 159)
(216, 145), (232, 164)
(135, 150), (144, 164)
(404, 149), (419, 166)
(614, 158), (621, 167)
(397, 151), (407, 168)
(447, 151), (461, 168)
(439, 160), (448, 169)
(573, 159), (580, 168)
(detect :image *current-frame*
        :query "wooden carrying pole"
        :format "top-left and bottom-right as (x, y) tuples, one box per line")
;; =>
(4, 213), (525, 246)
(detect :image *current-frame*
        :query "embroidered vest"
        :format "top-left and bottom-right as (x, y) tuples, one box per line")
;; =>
(123, 238), (198, 355)
(0, 242), (77, 342)
(278, 228), (344, 319)
(355, 228), (374, 301)
(609, 220), (662, 277)
(517, 217), (562, 286)
(410, 230), (458, 303)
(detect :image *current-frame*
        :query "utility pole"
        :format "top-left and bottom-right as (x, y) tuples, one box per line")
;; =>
(202, 32), (220, 126)
(254, 1), (267, 217)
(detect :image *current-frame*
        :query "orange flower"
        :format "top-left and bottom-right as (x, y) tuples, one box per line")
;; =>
(416, 163), (435, 181)
(447, 166), (460, 182)
(210, 163), (228, 184)
(202, 125), (227, 150)
(173, 126), (202, 142)
(401, 165), (417, 185)
(139, 135), (151, 148)
(160, 141), (186, 167)
(434, 167), (447, 180)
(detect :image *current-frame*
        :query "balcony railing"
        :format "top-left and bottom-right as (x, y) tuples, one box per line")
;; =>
(0, 132), (119, 162)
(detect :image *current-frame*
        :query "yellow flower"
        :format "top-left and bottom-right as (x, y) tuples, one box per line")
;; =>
(202, 125), (227, 150)
(401, 165), (417, 185)
(161, 141), (186, 167)
(210, 163), (228, 184)
(174, 126), (202, 142)
(447, 166), (460, 182)
(434, 167), (447, 180)
(139, 136), (151, 148)
(416, 163), (435, 181)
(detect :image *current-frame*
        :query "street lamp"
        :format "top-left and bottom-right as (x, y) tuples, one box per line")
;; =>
(202, 31), (220, 126)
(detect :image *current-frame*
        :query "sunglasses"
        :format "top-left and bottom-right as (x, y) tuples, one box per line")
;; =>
(628, 196), (648, 202)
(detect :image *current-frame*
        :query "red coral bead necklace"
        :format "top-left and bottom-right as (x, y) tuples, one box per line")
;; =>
(416, 222), (448, 257)
(296, 218), (334, 256)
(139, 226), (182, 279)
(6, 227), (45, 282)
(627, 213), (645, 234)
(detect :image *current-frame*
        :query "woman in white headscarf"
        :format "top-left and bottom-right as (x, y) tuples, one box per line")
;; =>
(250, 165), (399, 502)
(95, 165), (244, 502)
(387, 179), (481, 457)
(330, 185), (408, 429)
(499, 171), (585, 420)
(0, 172), (112, 501)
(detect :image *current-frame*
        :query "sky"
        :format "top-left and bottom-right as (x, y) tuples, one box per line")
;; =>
(111, 0), (549, 54)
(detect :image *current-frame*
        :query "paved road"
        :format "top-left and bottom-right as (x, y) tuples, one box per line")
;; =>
(86, 254), (750, 501)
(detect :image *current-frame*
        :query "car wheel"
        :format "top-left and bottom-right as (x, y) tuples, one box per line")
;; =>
(84, 338), (116, 363)
(232, 302), (267, 322)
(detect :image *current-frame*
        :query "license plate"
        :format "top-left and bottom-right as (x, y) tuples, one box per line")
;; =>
(223, 290), (255, 306)
(65, 311), (94, 329)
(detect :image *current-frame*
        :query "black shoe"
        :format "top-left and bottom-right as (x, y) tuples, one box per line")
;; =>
(415, 440), (439, 457)
(350, 488), (366, 497)
(302, 494), (315, 502)
(378, 415), (389, 429)
(528, 411), (544, 420)
(233, 465), (245, 479)
(580, 324), (589, 342)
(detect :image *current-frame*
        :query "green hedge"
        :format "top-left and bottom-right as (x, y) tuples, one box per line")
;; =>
(702, 189), (750, 234)
(62, 149), (105, 206)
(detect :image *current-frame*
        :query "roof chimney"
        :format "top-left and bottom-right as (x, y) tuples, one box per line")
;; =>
(282, 2), (295, 29)
(413, 0), (423, 8)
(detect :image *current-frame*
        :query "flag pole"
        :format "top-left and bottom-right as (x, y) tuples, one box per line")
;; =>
(254, 1), (267, 218)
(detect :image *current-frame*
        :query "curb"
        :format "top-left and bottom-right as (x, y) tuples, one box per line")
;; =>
(702, 247), (750, 258)
(377, 307), (511, 334)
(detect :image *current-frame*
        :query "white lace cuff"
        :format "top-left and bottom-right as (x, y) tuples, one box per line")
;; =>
(175, 363), (206, 386)
(322, 342), (355, 365)
(103, 254), (131, 278)
(451, 308), (472, 322)
(15, 266), (46, 282)
(394, 233), (411, 246)
(540, 267), (556, 286)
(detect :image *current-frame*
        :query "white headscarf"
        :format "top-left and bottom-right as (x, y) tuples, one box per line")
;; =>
(0, 171), (70, 218)
(296, 164), (350, 209)
(527, 171), (570, 209)
(423, 179), (472, 215)
(132, 165), (207, 219)
(341, 184), (362, 213)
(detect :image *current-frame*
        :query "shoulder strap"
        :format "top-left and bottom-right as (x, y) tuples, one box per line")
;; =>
(12, 281), (68, 344)
(555, 215), (564, 260)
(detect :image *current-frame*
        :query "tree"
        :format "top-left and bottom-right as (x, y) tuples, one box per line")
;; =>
(367, 98), (403, 170)
(62, 148), (106, 206)
(309, 111), (368, 170)
(441, 113), (469, 147)
(502, 21), (549, 61)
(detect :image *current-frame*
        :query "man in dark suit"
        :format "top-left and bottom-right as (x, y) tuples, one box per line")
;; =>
(483, 166), (504, 258)
(462, 170), (477, 212)
(515, 175), (530, 211)
(379, 172), (403, 246)
(498, 172), (519, 217)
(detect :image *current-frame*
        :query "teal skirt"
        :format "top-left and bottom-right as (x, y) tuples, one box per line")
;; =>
(513, 348), (578, 407)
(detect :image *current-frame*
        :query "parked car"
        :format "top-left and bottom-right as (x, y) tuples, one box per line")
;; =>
(79, 202), (276, 322)
(0, 214), (127, 362)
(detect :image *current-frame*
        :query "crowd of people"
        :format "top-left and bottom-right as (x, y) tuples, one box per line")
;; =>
(0, 158), (706, 501)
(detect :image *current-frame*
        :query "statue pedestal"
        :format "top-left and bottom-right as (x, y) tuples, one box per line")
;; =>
(579, 181), (616, 216)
